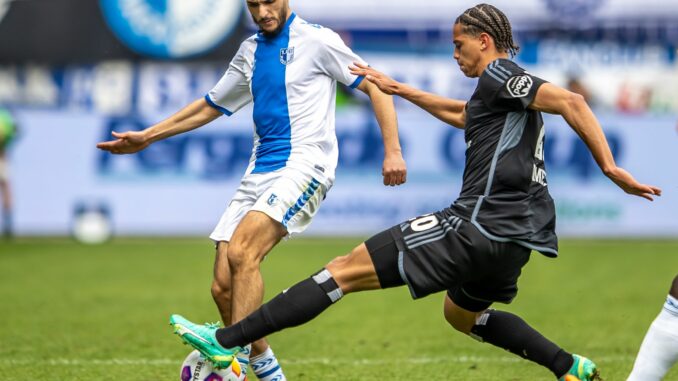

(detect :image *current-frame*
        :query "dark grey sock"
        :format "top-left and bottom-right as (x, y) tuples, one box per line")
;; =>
(470, 309), (574, 378)
(216, 269), (343, 348)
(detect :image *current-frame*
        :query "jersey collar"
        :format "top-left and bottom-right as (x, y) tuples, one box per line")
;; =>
(256, 12), (296, 40)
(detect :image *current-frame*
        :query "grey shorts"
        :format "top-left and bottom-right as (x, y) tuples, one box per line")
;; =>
(365, 208), (531, 312)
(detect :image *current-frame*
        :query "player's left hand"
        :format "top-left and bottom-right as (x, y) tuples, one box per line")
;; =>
(606, 166), (662, 201)
(349, 62), (400, 95)
(383, 151), (407, 186)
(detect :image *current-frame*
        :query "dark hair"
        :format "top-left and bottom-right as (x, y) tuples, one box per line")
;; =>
(455, 3), (519, 57)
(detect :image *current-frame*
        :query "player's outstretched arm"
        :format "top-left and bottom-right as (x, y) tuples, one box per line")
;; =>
(529, 83), (662, 201)
(356, 76), (407, 186)
(96, 98), (222, 154)
(350, 62), (466, 129)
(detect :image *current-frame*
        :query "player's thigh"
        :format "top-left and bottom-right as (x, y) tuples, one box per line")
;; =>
(229, 211), (287, 264)
(326, 243), (381, 294)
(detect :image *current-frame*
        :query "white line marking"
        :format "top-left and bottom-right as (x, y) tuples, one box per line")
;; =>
(0, 355), (635, 367)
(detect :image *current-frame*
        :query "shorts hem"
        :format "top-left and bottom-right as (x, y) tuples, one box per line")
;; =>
(447, 289), (493, 312)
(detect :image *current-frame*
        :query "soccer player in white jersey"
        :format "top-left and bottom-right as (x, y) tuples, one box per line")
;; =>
(627, 274), (678, 381)
(97, 1), (407, 379)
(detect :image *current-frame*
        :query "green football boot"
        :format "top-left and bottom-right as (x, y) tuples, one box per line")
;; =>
(559, 354), (602, 381)
(170, 314), (242, 369)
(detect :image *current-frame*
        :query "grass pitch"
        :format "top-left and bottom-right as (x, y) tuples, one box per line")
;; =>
(1, 237), (677, 380)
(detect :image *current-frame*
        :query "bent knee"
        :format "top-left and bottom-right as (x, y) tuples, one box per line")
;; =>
(444, 309), (475, 334)
(325, 254), (351, 282)
(443, 299), (480, 335)
(226, 243), (261, 270)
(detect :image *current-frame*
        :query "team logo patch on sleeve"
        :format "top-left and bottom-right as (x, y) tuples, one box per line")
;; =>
(280, 47), (295, 65)
(506, 75), (533, 98)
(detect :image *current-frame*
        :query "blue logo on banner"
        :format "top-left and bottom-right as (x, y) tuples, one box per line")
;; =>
(99, 0), (243, 58)
(543, 0), (605, 22)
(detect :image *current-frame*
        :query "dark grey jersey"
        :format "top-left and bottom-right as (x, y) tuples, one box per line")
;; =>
(450, 59), (558, 257)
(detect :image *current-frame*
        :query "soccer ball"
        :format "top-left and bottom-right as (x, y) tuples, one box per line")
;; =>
(180, 350), (246, 381)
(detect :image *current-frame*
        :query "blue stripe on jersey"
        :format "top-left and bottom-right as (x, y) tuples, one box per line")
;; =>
(494, 64), (512, 77)
(484, 68), (505, 83)
(251, 13), (297, 173)
(349, 75), (365, 89)
(204, 94), (234, 116)
(281, 178), (320, 228)
(488, 67), (508, 81)
(485, 59), (509, 83)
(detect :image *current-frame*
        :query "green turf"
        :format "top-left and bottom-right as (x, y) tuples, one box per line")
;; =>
(1, 237), (677, 380)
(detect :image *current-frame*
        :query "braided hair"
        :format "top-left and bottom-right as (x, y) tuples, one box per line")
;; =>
(455, 4), (519, 57)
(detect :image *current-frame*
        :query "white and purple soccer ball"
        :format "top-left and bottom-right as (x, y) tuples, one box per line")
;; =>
(180, 350), (246, 381)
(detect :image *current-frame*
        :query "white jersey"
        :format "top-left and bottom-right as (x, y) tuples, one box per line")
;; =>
(205, 13), (365, 182)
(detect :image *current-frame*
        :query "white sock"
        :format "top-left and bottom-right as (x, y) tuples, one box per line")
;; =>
(251, 346), (287, 381)
(627, 295), (678, 381)
(235, 344), (251, 375)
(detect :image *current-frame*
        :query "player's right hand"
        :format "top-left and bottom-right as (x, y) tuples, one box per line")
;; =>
(96, 130), (150, 154)
(382, 151), (407, 186)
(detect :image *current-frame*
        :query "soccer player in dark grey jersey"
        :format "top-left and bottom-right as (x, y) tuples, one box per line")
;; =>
(170, 4), (661, 380)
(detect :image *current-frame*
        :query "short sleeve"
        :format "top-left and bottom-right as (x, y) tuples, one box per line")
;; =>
(205, 42), (254, 116)
(316, 30), (365, 89)
(479, 61), (547, 111)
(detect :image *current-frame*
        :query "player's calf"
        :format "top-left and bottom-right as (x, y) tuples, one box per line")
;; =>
(466, 308), (595, 380)
(211, 280), (233, 313)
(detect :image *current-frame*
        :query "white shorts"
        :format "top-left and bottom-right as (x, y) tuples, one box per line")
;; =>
(209, 166), (331, 242)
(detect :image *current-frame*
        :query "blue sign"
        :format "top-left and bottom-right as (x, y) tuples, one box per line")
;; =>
(542, 0), (605, 23)
(99, 0), (243, 58)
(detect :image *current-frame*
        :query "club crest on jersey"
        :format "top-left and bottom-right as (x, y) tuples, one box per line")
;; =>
(280, 47), (295, 65)
(267, 194), (278, 206)
(506, 75), (533, 98)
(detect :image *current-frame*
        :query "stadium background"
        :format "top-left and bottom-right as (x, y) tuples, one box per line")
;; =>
(1, 1), (678, 381)
(1, 0), (677, 238)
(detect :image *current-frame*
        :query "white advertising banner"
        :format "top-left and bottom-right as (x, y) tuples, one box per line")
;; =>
(8, 107), (678, 238)
(289, 0), (678, 29)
